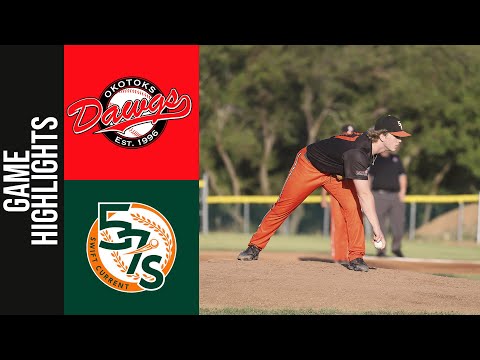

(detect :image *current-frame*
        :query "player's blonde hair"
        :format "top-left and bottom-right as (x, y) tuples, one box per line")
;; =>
(366, 127), (389, 142)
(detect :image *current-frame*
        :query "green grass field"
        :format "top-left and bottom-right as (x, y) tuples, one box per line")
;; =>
(200, 232), (480, 261)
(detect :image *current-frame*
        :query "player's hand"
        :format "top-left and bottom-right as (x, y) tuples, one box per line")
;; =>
(372, 231), (386, 250)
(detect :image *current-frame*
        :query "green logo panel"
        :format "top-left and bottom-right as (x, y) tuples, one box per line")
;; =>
(65, 180), (198, 315)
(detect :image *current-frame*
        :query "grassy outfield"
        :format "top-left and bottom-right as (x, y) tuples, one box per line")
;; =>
(200, 231), (480, 261)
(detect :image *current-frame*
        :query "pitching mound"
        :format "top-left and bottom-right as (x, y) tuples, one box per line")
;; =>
(200, 251), (480, 314)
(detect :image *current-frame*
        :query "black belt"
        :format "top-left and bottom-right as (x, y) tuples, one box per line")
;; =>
(373, 189), (398, 193)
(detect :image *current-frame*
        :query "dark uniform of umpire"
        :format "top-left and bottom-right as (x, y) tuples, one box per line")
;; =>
(368, 151), (407, 257)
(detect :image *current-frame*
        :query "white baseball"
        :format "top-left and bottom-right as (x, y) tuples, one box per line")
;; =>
(374, 240), (383, 250)
(108, 88), (154, 138)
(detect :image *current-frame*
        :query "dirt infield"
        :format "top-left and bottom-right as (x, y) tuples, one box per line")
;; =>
(200, 251), (480, 314)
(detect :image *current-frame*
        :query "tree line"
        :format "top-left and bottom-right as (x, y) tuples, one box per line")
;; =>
(200, 45), (480, 229)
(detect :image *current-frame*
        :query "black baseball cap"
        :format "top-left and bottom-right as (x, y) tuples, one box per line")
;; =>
(374, 115), (411, 137)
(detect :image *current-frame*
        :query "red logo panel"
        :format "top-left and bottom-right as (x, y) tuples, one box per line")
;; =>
(64, 45), (199, 180)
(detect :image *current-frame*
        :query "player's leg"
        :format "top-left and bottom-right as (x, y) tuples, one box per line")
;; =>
(324, 179), (365, 262)
(247, 148), (327, 250)
(329, 192), (349, 263)
(373, 191), (390, 255)
(391, 196), (406, 257)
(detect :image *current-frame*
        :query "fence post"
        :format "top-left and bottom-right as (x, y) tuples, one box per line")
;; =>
(477, 192), (480, 245)
(457, 202), (464, 242)
(279, 216), (290, 234)
(201, 172), (209, 234)
(409, 202), (416, 240)
(243, 203), (250, 233)
(323, 204), (330, 238)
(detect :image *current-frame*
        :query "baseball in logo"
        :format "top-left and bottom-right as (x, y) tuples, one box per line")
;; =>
(66, 77), (192, 149)
(87, 202), (176, 293)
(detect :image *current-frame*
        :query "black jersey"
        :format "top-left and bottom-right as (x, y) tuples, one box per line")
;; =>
(369, 154), (406, 192)
(306, 132), (374, 180)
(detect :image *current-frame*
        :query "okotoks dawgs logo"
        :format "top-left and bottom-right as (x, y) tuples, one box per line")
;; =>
(87, 202), (176, 293)
(66, 77), (192, 149)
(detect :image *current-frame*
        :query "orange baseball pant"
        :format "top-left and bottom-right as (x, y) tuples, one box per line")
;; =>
(248, 147), (366, 261)
(329, 195), (349, 262)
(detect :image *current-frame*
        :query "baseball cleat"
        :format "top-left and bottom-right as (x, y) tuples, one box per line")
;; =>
(237, 245), (261, 261)
(347, 257), (369, 272)
(392, 250), (404, 257)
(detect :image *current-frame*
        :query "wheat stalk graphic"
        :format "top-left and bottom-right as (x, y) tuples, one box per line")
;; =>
(100, 230), (113, 242)
(131, 213), (173, 270)
(110, 251), (140, 280)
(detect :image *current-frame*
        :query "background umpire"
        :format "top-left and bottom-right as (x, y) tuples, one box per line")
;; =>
(368, 150), (408, 257)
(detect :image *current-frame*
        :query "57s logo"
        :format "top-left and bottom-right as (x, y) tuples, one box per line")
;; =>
(87, 202), (176, 293)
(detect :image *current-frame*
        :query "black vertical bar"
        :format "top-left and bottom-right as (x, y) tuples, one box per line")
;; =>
(0, 45), (64, 314)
